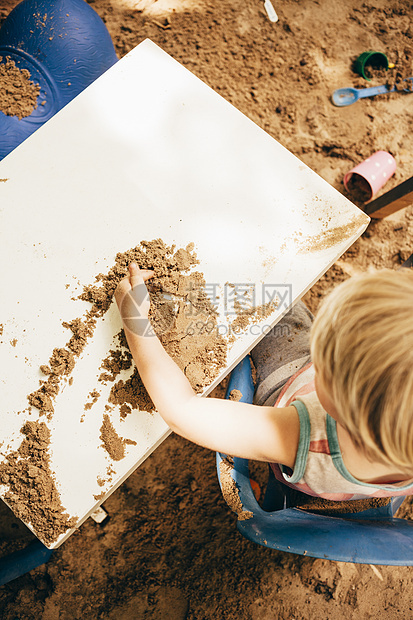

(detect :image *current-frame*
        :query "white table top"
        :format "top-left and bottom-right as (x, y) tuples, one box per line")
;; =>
(0, 39), (369, 547)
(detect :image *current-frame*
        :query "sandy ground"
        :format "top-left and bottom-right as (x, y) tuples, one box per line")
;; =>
(1, 0), (413, 618)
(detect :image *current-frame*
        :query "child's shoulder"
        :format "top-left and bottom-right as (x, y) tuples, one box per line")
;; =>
(276, 362), (315, 409)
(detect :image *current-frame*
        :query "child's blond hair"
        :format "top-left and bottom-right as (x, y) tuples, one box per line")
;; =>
(310, 268), (413, 473)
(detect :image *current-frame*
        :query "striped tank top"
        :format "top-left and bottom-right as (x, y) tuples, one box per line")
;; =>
(271, 363), (413, 500)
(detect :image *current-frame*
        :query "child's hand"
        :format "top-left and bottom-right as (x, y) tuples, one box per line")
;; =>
(113, 267), (298, 468)
(115, 263), (154, 336)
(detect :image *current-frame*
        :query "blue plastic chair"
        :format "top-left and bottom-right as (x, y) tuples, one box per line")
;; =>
(217, 356), (413, 565)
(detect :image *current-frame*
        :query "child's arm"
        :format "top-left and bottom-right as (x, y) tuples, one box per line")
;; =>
(114, 263), (300, 466)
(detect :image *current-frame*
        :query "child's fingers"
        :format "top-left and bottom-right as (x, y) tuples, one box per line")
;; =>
(129, 263), (154, 286)
(114, 264), (154, 309)
(141, 270), (155, 282)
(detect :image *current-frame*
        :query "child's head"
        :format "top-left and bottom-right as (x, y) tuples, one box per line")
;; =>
(310, 268), (413, 472)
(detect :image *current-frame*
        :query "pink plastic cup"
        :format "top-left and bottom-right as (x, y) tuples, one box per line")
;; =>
(344, 151), (396, 201)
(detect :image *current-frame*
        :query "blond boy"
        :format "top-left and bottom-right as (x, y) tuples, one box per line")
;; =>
(115, 265), (413, 501)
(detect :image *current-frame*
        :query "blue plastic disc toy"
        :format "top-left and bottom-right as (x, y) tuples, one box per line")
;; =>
(0, 0), (118, 159)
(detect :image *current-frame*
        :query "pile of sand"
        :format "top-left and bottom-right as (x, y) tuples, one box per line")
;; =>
(0, 56), (40, 119)
(0, 239), (231, 543)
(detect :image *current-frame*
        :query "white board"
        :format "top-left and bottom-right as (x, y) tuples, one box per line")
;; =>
(0, 39), (369, 547)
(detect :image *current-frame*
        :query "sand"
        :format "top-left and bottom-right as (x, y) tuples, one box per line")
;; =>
(0, 239), (230, 545)
(0, 56), (40, 119)
(1, 0), (413, 617)
(218, 457), (253, 521)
